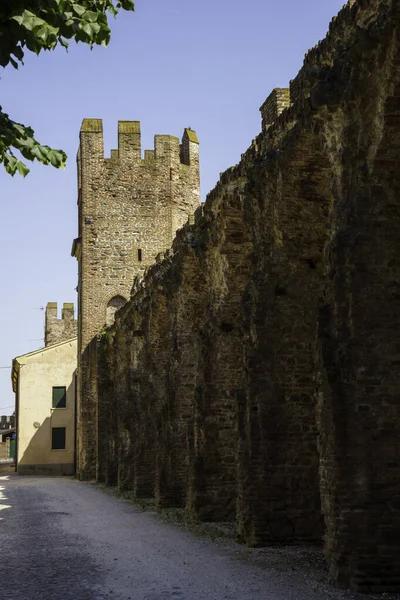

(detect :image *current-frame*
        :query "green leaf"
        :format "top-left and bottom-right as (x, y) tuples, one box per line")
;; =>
(107, 5), (118, 17)
(12, 123), (27, 137)
(71, 3), (86, 16)
(82, 10), (100, 23)
(47, 148), (67, 168)
(3, 153), (28, 177)
(117, 0), (135, 10)
(30, 145), (48, 161)
(12, 46), (24, 61)
(35, 26), (50, 43)
(17, 161), (30, 176)
(53, 0), (67, 10)
(81, 21), (101, 38)
(1, 0), (135, 176)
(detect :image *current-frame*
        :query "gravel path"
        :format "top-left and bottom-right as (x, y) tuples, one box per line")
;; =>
(1, 472), (399, 600)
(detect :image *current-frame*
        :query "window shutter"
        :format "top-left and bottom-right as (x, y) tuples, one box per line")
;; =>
(52, 387), (66, 409)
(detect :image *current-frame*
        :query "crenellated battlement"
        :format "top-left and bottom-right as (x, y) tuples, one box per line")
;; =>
(78, 120), (199, 170)
(213, 0), (387, 201)
(45, 302), (77, 347)
(74, 118), (200, 351)
(118, 120), (141, 162)
(289, 0), (384, 104)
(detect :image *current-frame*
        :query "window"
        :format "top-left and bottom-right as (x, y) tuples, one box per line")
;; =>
(138, 248), (142, 262)
(52, 427), (66, 450)
(52, 386), (66, 409)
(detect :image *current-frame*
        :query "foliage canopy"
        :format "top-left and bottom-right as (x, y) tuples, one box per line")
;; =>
(0, 1), (134, 176)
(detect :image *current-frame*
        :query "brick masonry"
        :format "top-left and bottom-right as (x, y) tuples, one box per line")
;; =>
(259, 88), (290, 131)
(72, 121), (200, 479)
(44, 302), (77, 346)
(75, 0), (400, 593)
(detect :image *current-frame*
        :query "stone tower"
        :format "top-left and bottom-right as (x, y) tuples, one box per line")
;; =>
(72, 119), (200, 478)
(44, 302), (77, 347)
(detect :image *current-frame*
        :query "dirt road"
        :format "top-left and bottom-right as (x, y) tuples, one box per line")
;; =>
(0, 473), (395, 600)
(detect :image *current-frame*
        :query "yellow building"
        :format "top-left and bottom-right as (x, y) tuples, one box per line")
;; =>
(11, 337), (77, 475)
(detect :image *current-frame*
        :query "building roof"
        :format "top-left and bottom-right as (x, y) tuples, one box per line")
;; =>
(11, 337), (77, 393)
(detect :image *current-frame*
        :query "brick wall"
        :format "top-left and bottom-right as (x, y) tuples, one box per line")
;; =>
(259, 88), (290, 131)
(74, 121), (200, 479)
(77, 0), (400, 592)
(45, 302), (77, 346)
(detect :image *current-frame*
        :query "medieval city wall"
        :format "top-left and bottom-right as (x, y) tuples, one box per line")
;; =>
(81, 0), (400, 592)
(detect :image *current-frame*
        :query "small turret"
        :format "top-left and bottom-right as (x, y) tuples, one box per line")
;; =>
(260, 88), (290, 131)
(45, 302), (77, 347)
(180, 128), (199, 166)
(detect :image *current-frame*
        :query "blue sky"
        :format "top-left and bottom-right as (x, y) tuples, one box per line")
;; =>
(0, 0), (345, 413)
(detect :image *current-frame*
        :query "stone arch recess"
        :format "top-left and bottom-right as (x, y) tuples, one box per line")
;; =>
(106, 295), (127, 326)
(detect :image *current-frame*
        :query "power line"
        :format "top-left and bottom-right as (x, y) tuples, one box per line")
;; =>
(0, 366), (11, 369)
